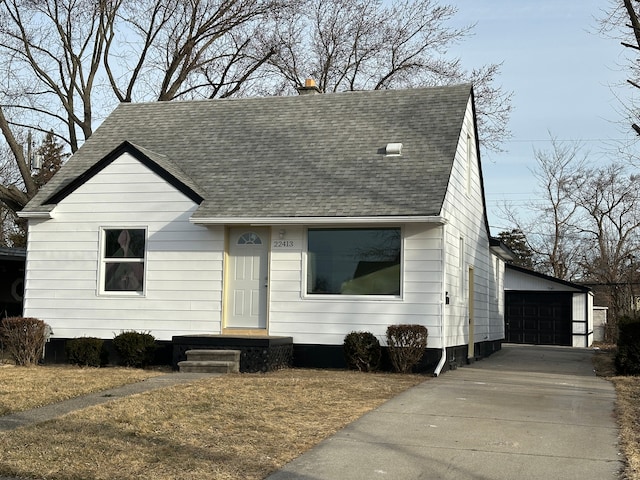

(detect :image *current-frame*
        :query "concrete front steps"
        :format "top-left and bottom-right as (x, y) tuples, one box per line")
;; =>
(177, 349), (240, 373)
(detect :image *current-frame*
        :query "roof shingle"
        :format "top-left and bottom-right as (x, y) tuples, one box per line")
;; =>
(24, 85), (473, 219)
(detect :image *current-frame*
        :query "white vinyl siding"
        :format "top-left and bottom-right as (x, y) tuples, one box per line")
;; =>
(23, 153), (223, 341)
(267, 223), (445, 347)
(505, 269), (585, 293)
(440, 96), (502, 348)
(489, 255), (505, 339)
(466, 134), (473, 196)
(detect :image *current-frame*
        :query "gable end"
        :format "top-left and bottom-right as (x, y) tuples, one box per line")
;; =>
(506, 264), (591, 293)
(45, 141), (204, 206)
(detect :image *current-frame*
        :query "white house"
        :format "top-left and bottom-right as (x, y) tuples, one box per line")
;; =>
(19, 84), (511, 373)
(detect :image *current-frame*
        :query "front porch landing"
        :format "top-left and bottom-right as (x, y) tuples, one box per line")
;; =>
(172, 335), (293, 373)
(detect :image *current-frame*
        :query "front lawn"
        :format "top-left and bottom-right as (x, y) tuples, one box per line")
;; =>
(0, 364), (163, 415)
(0, 367), (425, 479)
(593, 347), (640, 480)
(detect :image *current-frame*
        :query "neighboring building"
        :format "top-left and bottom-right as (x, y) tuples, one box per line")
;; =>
(505, 264), (594, 347)
(0, 247), (26, 319)
(592, 306), (608, 343)
(18, 84), (511, 373)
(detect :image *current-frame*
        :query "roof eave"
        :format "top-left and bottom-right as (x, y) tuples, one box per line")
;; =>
(489, 237), (517, 262)
(17, 209), (54, 219)
(190, 215), (448, 226)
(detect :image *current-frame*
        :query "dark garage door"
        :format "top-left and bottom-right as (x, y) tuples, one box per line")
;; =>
(505, 292), (572, 346)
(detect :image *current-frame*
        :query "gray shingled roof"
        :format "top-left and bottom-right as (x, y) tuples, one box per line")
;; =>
(24, 84), (474, 219)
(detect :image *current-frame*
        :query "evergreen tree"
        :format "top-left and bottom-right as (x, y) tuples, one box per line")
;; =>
(498, 229), (534, 270)
(32, 130), (67, 188)
(2, 131), (68, 246)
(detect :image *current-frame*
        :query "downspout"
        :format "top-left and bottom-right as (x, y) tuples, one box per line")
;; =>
(434, 223), (447, 377)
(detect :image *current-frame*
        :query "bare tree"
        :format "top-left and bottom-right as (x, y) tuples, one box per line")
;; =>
(0, 107), (34, 212)
(574, 163), (640, 325)
(105, 0), (285, 101)
(502, 132), (640, 333)
(601, 0), (640, 134)
(0, 0), (285, 213)
(0, 0), (513, 217)
(0, 141), (24, 246)
(501, 135), (588, 280)
(0, 0), (115, 213)
(0, 0), (115, 151)
(269, 0), (512, 151)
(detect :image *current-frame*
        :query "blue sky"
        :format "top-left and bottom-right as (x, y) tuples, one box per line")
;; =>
(447, 0), (631, 234)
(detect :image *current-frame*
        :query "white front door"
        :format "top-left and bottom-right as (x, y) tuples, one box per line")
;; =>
(225, 228), (269, 329)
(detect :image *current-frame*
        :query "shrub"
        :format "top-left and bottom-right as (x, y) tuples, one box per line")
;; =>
(0, 317), (49, 366)
(65, 337), (106, 367)
(113, 331), (157, 367)
(343, 331), (381, 372)
(615, 319), (640, 375)
(386, 324), (428, 373)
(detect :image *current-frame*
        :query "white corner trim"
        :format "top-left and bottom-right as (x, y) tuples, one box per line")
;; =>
(190, 215), (448, 225)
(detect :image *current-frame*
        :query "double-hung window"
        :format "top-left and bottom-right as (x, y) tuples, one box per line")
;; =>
(101, 228), (146, 294)
(307, 228), (401, 296)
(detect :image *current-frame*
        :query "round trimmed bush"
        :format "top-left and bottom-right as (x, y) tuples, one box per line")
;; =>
(343, 331), (381, 372)
(113, 331), (157, 367)
(386, 324), (428, 373)
(65, 337), (106, 367)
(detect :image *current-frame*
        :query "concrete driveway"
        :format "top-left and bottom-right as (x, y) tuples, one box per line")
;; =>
(267, 344), (622, 480)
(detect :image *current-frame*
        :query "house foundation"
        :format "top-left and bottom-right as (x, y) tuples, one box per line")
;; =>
(171, 335), (293, 373)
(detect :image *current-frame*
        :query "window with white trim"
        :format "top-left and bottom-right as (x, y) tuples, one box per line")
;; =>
(307, 228), (401, 296)
(101, 228), (146, 294)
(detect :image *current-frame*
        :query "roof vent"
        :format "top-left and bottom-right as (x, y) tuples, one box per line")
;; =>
(385, 143), (403, 156)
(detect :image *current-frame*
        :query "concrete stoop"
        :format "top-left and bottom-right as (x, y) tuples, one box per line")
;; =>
(177, 349), (240, 374)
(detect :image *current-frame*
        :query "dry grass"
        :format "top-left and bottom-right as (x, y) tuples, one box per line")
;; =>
(0, 364), (163, 415)
(593, 346), (640, 480)
(0, 368), (425, 480)
(615, 376), (640, 480)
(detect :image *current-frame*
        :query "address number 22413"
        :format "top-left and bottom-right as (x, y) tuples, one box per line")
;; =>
(272, 240), (295, 248)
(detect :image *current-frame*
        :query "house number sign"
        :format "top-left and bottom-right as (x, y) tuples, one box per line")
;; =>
(272, 240), (295, 249)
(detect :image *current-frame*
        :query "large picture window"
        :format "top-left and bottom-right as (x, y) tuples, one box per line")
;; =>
(102, 228), (146, 293)
(307, 228), (401, 296)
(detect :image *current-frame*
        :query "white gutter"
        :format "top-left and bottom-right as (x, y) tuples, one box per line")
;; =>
(191, 215), (448, 226)
(434, 222), (448, 377)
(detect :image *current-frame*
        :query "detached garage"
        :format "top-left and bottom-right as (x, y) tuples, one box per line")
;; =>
(505, 264), (593, 347)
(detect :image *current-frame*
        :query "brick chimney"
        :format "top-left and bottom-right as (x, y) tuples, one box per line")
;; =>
(297, 78), (322, 95)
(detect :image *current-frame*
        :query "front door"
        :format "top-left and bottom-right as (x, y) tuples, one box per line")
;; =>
(225, 228), (269, 330)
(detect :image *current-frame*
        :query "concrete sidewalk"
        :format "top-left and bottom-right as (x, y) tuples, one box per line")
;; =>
(267, 344), (622, 480)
